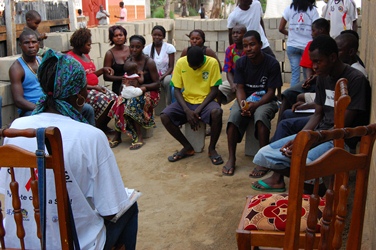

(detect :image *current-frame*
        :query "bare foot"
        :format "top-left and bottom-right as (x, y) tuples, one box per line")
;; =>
(249, 166), (271, 178)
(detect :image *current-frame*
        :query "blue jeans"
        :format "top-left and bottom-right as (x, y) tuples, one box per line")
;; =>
(254, 134), (334, 170)
(104, 202), (138, 250)
(82, 104), (96, 126)
(287, 46), (304, 87)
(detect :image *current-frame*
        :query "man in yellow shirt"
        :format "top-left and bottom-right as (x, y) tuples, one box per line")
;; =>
(160, 46), (223, 165)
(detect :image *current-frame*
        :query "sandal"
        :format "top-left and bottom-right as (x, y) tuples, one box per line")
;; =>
(249, 167), (270, 178)
(168, 151), (195, 162)
(129, 142), (145, 150)
(222, 165), (235, 176)
(209, 155), (224, 165)
(109, 140), (122, 148)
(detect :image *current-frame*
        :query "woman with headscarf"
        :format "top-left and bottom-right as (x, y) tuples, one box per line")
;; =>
(143, 25), (176, 105)
(0, 50), (138, 249)
(67, 28), (117, 133)
(103, 25), (130, 95)
(109, 35), (160, 149)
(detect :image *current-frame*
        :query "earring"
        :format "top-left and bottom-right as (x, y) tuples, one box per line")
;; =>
(76, 94), (85, 107)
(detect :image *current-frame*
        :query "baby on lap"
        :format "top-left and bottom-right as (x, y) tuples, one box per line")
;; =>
(121, 61), (144, 99)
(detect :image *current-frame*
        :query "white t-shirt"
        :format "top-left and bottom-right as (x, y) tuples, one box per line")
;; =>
(324, 0), (358, 38)
(0, 113), (132, 249)
(227, 0), (270, 49)
(351, 61), (367, 77)
(96, 10), (109, 25)
(120, 7), (127, 21)
(143, 42), (176, 75)
(282, 6), (319, 49)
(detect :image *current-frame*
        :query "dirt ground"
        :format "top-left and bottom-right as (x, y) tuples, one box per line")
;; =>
(111, 101), (283, 250)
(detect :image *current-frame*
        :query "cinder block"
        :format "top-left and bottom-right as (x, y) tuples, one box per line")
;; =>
(98, 27), (110, 43)
(283, 58), (291, 72)
(1, 105), (18, 128)
(99, 42), (112, 58)
(89, 28), (101, 45)
(175, 19), (183, 29)
(44, 32), (70, 52)
(205, 31), (218, 42)
(187, 19), (195, 31)
(266, 28), (285, 40)
(0, 55), (19, 81)
(214, 20), (221, 31)
(220, 19), (228, 30)
(175, 40), (190, 51)
(217, 52), (225, 63)
(275, 39), (284, 52)
(218, 31), (228, 42)
(133, 22), (145, 36)
(207, 20), (215, 30)
(284, 72), (292, 84)
(142, 127), (154, 138)
(183, 121), (206, 153)
(144, 22), (153, 36)
(90, 43), (101, 60)
(244, 120), (260, 157)
(201, 20), (208, 31)
(174, 30), (190, 40)
(194, 20), (202, 30)
(218, 41), (226, 53)
(0, 82), (12, 106)
(269, 18), (278, 29)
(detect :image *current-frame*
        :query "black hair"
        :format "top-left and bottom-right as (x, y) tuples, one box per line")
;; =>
(243, 30), (262, 44)
(19, 29), (38, 42)
(340, 29), (360, 41)
(119, 1), (124, 7)
(150, 25), (166, 59)
(290, 0), (316, 12)
(188, 29), (206, 44)
(70, 28), (91, 49)
(25, 10), (41, 20)
(336, 33), (359, 51)
(78, 9), (82, 15)
(309, 35), (338, 56)
(108, 25), (127, 46)
(38, 56), (58, 110)
(129, 35), (146, 45)
(187, 46), (204, 67)
(312, 18), (330, 34)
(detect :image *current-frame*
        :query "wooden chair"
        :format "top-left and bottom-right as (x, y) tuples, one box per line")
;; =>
(237, 123), (376, 249)
(0, 127), (74, 249)
(236, 78), (354, 249)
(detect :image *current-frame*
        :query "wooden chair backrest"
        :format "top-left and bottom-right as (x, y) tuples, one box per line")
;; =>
(284, 123), (376, 250)
(0, 127), (73, 249)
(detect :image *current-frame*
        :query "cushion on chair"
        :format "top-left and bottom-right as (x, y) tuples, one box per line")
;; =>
(243, 193), (325, 232)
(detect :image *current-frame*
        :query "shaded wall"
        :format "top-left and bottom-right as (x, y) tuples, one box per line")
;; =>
(359, 1), (376, 249)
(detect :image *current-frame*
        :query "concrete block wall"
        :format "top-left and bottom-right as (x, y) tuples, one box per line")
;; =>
(173, 17), (291, 81)
(0, 18), (174, 129)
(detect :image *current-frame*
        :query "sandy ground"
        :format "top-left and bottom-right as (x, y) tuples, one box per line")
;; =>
(111, 101), (283, 250)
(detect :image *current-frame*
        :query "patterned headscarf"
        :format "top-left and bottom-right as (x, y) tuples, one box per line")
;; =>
(33, 49), (88, 123)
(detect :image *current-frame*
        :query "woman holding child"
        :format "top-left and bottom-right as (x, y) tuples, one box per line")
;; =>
(109, 35), (160, 149)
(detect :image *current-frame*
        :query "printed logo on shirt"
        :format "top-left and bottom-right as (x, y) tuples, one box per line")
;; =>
(202, 71), (209, 80)
(338, 6), (344, 12)
(324, 89), (335, 107)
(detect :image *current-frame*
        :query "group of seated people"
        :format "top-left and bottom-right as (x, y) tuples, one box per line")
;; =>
(0, 18), (371, 248)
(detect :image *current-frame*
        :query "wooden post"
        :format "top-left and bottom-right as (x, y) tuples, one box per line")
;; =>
(68, 0), (77, 31)
(5, 0), (17, 56)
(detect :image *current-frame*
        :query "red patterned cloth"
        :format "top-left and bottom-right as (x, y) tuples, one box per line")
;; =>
(243, 193), (325, 232)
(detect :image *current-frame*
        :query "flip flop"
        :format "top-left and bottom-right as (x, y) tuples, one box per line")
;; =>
(249, 167), (271, 178)
(251, 180), (286, 193)
(130, 142), (145, 150)
(168, 151), (194, 162)
(222, 165), (235, 176)
(209, 155), (224, 165)
(109, 140), (122, 148)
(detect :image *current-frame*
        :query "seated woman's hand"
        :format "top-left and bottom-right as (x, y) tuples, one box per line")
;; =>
(94, 85), (106, 93)
(103, 67), (114, 76)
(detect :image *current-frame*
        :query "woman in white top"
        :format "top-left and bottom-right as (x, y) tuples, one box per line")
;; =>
(279, 0), (319, 87)
(143, 25), (176, 105)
